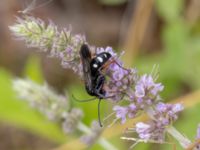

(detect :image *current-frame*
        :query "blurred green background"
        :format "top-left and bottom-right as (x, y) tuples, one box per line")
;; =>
(1, 0), (200, 149)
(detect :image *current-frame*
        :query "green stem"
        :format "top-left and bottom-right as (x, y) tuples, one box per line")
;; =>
(77, 122), (118, 150)
(166, 126), (192, 149)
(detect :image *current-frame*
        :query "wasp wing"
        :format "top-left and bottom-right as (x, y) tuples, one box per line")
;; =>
(79, 44), (93, 93)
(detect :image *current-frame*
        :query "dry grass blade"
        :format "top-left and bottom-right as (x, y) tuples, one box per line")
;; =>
(185, 0), (200, 25)
(53, 139), (86, 150)
(121, 0), (154, 67)
(173, 90), (200, 107)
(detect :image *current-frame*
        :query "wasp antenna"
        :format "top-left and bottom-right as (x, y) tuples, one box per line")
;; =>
(113, 59), (130, 72)
(72, 94), (97, 102)
(98, 99), (103, 127)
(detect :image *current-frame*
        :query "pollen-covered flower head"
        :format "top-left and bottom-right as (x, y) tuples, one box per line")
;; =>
(96, 46), (117, 57)
(135, 74), (164, 98)
(13, 79), (69, 121)
(132, 102), (183, 143)
(135, 121), (166, 142)
(62, 108), (83, 134)
(9, 16), (86, 77)
(131, 103), (184, 143)
(113, 104), (140, 124)
(154, 102), (184, 125)
(80, 121), (103, 146)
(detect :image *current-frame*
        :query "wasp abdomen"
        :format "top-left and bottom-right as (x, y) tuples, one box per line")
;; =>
(90, 52), (111, 76)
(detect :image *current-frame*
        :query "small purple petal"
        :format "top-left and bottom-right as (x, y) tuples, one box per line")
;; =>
(136, 122), (150, 133)
(113, 105), (128, 124)
(172, 103), (184, 113)
(156, 102), (168, 112)
(113, 69), (124, 81)
(196, 124), (200, 139)
(127, 104), (137, 118)
(129, 104), (137, 111)
(135, 85), (145, 98)
(137, 97), (143, 104)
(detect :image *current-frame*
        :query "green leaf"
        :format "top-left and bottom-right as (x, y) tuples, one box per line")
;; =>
(163, 21), (188, 55)
(69, 84), (98, 125)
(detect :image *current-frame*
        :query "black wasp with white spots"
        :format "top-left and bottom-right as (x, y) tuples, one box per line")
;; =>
(78, 44), (112, 127)
(80, 44), (111, 99)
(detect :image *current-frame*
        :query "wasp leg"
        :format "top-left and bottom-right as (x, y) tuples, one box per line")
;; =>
(72, 94), (97, 102)
(94, 74), (106, 99)
(93, 74), (105, 127)
(94, 72), (128, 99)
(98, 99), (103, 127)
(98, 57), (131, 73)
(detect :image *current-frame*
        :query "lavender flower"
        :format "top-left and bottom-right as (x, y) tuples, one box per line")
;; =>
(96, 46), (117, 57)
(197, 124), (200, 139)
(107, 65), (134, 102)
(112, 74), (164, 125)
(13, 79), (69, 121)
(113, 106), (128, 124)
(10, 16), (57, 51)
(135, 121), (165, 142)
(62, 108), (83, 134)
(13, 79), (83, 133)
(124, 102), (184, 144)
(9, 16), (86, 76)
(113, 104), (139, 124)
(80, 121), (103, 146)
(98, 48), (138, 102)
(135, 74), (164, 102)
(154, 102), (184, 125)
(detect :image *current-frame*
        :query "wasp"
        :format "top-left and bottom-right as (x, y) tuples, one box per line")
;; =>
(77, 44), (129, 127)
(77, 44), (112, 127)
(80, 44), (111, 98)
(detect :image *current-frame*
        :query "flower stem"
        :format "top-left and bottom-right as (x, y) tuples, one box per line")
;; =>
(77, 122), (118, 150)
(167, 126), (191, 149)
